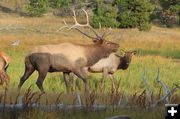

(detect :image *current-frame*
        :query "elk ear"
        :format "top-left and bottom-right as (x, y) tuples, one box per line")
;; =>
(121, 52), (125, 56)
(131, 51), (137, 56)
(120, 49), (125, 56)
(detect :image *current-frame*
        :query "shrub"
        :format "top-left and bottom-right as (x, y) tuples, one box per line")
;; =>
(115, 0), (154, 30)
(139, 22), (152, 31)
(49, 0), (72, 9)
(159, 0), (180, 27)
(27, 0), (49, 17)
(91, 0), (119, 28)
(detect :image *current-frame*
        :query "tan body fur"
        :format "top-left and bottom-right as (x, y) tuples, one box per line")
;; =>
(0, 51), (10, 87)
(30, 43), (86, 63)
(0, 51), (10, 68)
(88, 53), (120, 74)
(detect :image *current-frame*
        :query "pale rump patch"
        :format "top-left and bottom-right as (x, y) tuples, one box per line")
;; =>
(0, 57), (5, 70)
(0, 55), (10, 86)
(0, 70), (9, 84)
(0, 51), (10, 68)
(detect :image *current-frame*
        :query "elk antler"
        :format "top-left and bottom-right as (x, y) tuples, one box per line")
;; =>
(59, 9), (109, 41)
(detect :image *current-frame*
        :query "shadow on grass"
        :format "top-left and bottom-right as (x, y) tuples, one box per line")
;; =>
(0, 107), (164, 119)
(136, 49), (180, 59)
(0, 5), (26, 16)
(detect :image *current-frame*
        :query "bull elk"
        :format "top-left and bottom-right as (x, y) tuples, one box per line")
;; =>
(18, 9), (119, 93)
(72, 51), (136, 91)
(0, 51), (10, 87)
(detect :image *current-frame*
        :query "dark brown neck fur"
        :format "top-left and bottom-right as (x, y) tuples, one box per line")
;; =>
(118, 56), (130, 70)
(84, 44), (116, 66)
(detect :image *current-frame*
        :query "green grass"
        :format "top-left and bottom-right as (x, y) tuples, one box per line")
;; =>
(136, 49), (180, 59)
(0, 15), (180, 119)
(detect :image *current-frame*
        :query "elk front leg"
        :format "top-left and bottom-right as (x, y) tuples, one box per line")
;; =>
(36, 69), (48, 93)
(109, 74), (116, 92)
(73, 68), (89, 93)
(101, 68), (108, 91)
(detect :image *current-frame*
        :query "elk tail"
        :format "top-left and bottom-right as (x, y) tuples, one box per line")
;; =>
(25, 55), (34, 68)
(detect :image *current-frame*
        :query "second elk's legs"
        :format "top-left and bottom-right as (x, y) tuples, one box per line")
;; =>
(101, 68), (108, 91)
(63, 72), (70, 93)
(72, 74), (78, 91)
(109, 74), (116, 92)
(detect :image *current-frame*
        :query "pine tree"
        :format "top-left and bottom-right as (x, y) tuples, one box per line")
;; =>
(91, 0), (119, 28)
(27, 0), (49, 17)
(50, 0), (72, 8)
(159, 0), (180, 27)
(115, 0), (154, 30)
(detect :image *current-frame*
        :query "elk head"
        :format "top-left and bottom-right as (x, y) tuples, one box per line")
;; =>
(118, 50), (136, 70)
(60, 9), (119, 52)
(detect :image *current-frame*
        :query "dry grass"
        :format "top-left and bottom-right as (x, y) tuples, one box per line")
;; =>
(0, 16), (180, 52)
(0, 15), (179, 119)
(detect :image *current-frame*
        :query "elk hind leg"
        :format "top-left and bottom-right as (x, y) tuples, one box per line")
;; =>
(18, 65), (35, 89)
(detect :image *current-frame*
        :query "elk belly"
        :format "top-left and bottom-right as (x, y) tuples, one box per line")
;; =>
(88, 60), (108, 73)
(49, 53), (72, 72)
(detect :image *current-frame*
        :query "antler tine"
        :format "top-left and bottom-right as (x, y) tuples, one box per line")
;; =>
(102, 31), (111, 39)
(69, 9), (102, 40)
(60, 9), (103, 40)
(73, 27), (97, 40)
(70, 9), (89, 28)
(72, 9), (80, 27)
(82, 9), (90, 26)
(82, 9), (101, 39)
(57, 19), (69, 31)
(63, 19), (67, 26)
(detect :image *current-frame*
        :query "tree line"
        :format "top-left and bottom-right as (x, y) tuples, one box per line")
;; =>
(27, 0), (179, 31)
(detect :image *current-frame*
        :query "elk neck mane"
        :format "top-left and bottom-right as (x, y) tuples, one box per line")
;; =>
(74, 42), (117, 67)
